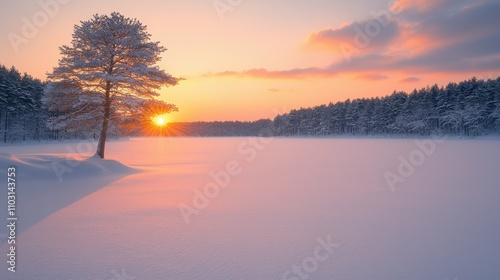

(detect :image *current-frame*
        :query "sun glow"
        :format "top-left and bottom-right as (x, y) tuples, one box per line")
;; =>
(154, 116), (168, 127)
(156, 117), (166, 126)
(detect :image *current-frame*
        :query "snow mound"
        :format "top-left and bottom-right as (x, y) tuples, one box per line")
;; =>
(0, 153), (134, 181)
(0, 153), (137, 234)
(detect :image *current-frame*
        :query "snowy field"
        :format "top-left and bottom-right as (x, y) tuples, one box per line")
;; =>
(1, 137), (500, 280)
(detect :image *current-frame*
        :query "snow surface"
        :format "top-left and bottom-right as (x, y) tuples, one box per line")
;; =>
(0, 152), (135, 234)
(1, 137), (500, 280)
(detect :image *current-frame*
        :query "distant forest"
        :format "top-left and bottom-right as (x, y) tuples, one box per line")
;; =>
(0, 65), (47, 143)
(164, 120), (273, 137)
(165, 77), (500, 137)
(1, 63), (499, 143)
(271, 77), (500, 137)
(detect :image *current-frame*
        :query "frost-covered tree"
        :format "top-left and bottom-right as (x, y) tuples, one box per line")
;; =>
(44, 12), (179, 158)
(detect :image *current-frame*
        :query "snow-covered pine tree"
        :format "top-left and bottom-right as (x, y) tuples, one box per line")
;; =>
(44, 12), (179, 158)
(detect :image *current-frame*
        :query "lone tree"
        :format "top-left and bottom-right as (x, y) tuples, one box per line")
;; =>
(44, 12), (179, 158)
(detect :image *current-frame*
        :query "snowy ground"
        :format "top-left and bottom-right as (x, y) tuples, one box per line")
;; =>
(1, 137), (500, 280)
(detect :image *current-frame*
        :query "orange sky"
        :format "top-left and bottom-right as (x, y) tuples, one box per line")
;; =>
(1, 0), (499, 121)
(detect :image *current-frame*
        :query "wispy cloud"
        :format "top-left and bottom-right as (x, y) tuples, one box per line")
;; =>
(205, 67), (336, 79)
(355, 73), (390, 81)
(208, 0), (500, 80)
(305, 19), (400, 54)
(399, 76), (421, 83)
(268, 88), (281, 92)
(267, 88), (295, 93)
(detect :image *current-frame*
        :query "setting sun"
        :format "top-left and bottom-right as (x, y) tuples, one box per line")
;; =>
(156, 117), (166, 126)
(154, 116), (168, 126)
(141, 113), (178, 136)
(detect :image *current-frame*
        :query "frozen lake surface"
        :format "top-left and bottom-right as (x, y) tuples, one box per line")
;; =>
(1, 137), (500, 280)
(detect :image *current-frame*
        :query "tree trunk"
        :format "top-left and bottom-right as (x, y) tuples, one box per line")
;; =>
(95, 114), (109, 158)
(95, 82), (112, 159)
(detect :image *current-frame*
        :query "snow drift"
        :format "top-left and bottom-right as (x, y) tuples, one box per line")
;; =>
(0, 153), (133, 180)
(0, 153), (136, 234)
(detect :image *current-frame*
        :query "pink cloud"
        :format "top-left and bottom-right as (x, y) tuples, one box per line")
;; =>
(399, 76), (421, 83)
(304, 16), (400, 54)
(390, 0), (449, 14)
(206, 67), (336, 79)
(355, 74), (390, 81)
(208, 0), (500, 80)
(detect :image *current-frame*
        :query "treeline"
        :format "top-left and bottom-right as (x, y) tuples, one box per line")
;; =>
(0, 65), (47, 143)
(273, 77), (500, 136)
(1, 62), (499, 142)
(164, 77), (500, 137)
(0, 65), (120, 143)
(162, 120), (273, 137)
